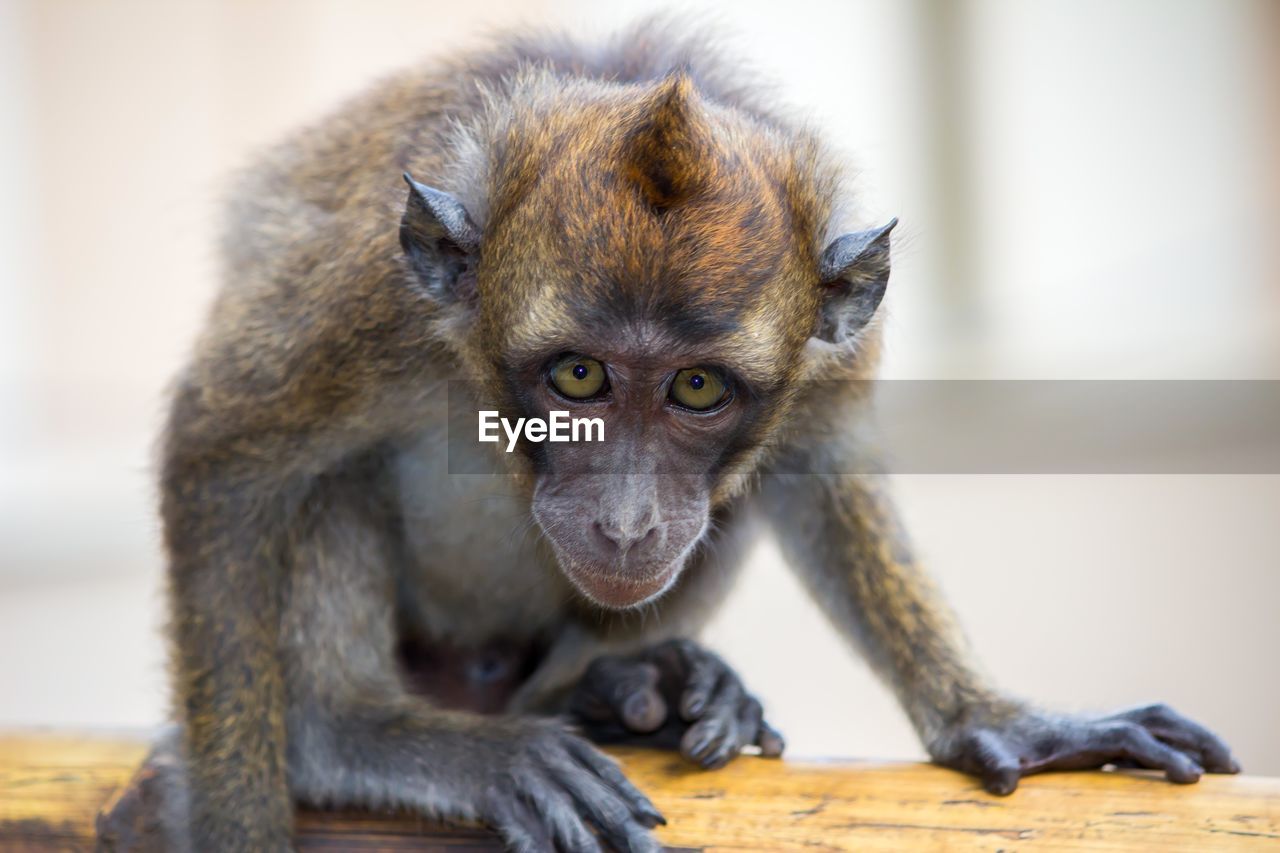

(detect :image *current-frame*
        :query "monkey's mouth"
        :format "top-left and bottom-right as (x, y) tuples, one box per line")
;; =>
(562, 562), (681, 610)
(530, 495), (707, 610)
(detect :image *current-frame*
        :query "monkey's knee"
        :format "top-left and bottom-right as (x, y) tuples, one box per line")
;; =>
(96, 728), (193, 853)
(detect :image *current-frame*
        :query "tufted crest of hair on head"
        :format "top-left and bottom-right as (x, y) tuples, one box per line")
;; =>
(622, 71), (718, 214)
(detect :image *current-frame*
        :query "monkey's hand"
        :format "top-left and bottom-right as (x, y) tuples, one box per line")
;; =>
(569, 639), (784, 769)
(930, 700), (1240, 795)
(478, 718), (665, 852)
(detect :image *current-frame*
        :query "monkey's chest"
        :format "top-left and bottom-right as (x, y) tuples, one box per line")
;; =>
(391, 429), (573, 649)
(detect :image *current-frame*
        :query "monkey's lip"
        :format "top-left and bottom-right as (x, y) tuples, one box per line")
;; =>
(565, 563), (680, 610)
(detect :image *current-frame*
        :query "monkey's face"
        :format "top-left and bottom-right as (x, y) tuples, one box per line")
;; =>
(513, 333), (768, 609)
(401, 73), (895, 609)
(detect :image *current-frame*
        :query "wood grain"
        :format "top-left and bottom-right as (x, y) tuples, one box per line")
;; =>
(1, 732), (1277, 851)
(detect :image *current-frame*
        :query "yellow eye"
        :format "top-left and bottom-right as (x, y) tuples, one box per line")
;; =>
(670, 367), (728, 411)
(550, 355), (607, 399)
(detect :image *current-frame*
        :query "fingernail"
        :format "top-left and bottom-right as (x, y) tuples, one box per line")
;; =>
(760, 731), (785, 757)
(636, 799), (666, 827)
(986, 772), (1019, 796)
(703, 747), (735, 770)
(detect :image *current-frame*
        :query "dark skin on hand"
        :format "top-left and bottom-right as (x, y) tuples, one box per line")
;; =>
(147, 17), (1239, 853)
(569, 640), (786, 769)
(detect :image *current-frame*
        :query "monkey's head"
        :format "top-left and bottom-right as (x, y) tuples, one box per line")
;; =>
(399, 71), (894, 609)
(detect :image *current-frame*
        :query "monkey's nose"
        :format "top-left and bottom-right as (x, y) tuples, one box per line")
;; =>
(591, 519), (662, 558)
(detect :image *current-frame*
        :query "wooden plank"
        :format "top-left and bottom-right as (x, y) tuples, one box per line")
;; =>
(1, 732), (1277, 850)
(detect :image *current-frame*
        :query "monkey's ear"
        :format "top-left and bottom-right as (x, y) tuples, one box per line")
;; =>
(814, 218), (898, 344)
(400, 172), (481, 303)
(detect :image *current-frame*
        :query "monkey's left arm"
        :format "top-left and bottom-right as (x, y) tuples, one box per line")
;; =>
(759, 469), (1239, 794)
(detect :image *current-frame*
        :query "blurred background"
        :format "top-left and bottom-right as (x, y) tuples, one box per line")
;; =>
(1, 0), (1278, 773)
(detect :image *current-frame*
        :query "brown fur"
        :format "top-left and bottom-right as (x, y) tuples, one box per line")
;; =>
(159, 20), (855, 849)
(155, 16), (1235, 853)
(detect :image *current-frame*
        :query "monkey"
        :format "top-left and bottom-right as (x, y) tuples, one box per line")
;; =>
(138, 16), (1238, 853)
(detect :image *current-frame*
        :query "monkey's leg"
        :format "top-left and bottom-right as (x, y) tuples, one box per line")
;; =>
(279, 477), (665, 853)
(568, 639), (784, 769)
(762, 472), (1239, 795)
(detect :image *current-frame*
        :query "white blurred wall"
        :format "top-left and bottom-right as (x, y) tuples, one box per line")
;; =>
(1, 0), (1277, 773)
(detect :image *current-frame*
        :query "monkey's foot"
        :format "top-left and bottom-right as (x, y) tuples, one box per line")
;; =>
(931, 701), (1240, 796)
(569, 638), (784, 769)
(95, 731), (190, 853)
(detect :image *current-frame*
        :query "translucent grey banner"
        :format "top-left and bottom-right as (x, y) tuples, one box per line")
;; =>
(445, 380), (1280, 474)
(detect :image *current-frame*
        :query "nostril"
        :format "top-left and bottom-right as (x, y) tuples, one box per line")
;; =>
(592, 520), (661, 555)
(635, 525), (659, 549)
(592, 521), (621, 552)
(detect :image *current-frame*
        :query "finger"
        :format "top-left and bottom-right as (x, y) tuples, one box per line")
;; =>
(566, 737), (666, 827)
(1146, 726), (1237, 775)
(572, 656), (626, 722)
(681, 678), (745, 768)
(517, 772), (603, 853)
(737, 696), (764, 748)
(614, 663), (666, 733)
(1101, 723), (1203, 784)
(757, 720), (786, 758)
(623, 823), (664, 853)
(551, 757), (653, 853)
(682, 722), (739, 770)
(964, 729), (1022, 796)
(578, 657), (667, 734)
(679, 651), (724, 721)
(490, 793), (555, 853)
(1117, 704), (1240, 774)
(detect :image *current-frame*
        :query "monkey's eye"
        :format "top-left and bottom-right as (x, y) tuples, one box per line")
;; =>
(549, 355), (608, 400)
(669, 367), (729, 411)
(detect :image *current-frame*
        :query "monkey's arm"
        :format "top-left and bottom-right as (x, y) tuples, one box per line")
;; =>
(160, 428), (294, 851)
(759, 469), (1239, 794)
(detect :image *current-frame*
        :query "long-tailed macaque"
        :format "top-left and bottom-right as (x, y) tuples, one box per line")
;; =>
(144, 18), (1238, 853)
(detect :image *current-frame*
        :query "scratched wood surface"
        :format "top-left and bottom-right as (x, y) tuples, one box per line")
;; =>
(1, 732), (1277, 851)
